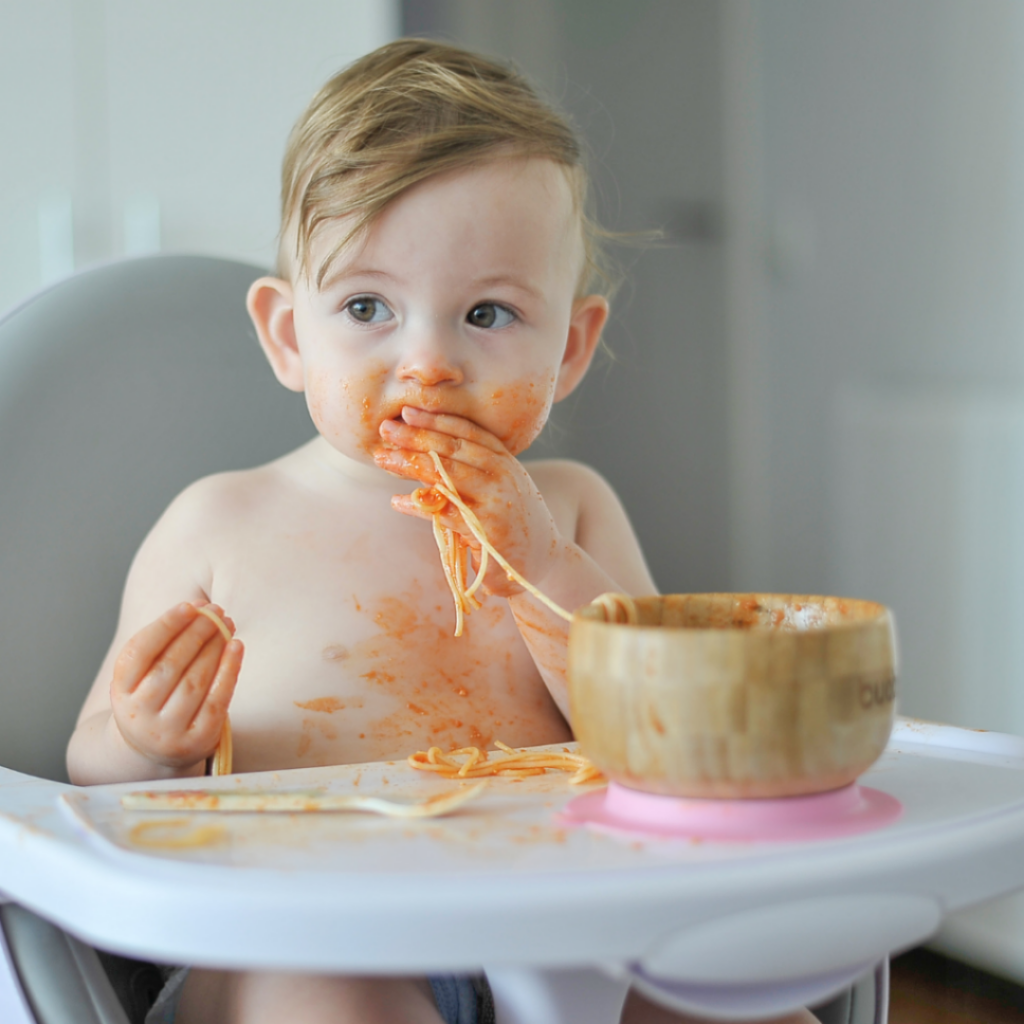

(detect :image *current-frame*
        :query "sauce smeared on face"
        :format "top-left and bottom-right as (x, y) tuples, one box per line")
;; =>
(487, 371), (557, 454)
(307, 356), (559, 464)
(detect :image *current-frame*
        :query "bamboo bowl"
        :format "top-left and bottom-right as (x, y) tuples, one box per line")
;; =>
(569, 594), (897, 799)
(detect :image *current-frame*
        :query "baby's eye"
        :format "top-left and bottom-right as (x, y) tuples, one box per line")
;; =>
(345, 296), (393, 324)
(467, 303), (516, 330)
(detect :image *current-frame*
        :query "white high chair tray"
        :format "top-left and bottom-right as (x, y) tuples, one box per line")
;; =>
(2, 720), (1024, 990)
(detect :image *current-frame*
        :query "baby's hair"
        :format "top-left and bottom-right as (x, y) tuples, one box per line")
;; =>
(279, 38), (612, 296)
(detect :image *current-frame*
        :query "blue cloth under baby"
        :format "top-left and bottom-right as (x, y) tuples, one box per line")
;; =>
(430, 974), (480, 1023)
(145, 967), (480, 1023)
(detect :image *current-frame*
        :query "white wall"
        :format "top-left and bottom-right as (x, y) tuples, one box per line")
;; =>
(730, 0), (1024, 721)
(728, 0), (1024, 983)
(0, 0), (399, 315)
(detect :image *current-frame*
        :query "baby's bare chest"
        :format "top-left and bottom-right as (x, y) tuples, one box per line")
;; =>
(205, 504), (570, 770)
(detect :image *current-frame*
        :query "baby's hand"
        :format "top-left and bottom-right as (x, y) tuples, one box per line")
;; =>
(375, 407), (560, 597)
(109, 603), (243, 769)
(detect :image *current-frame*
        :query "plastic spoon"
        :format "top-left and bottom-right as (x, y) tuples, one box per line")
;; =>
(120, 781), (486, 818)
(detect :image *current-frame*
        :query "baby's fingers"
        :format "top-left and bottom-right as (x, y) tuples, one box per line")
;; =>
(391, 490), (447, 519)
(390, 493), (469, 536)
(378, 417), (500, 472)
(375, 448), (493, 498)
(189, 640), (243, 744)
(118, 604), (232, 710)
(111, 603), (200, 696)
(159, 630), (229, 726)
(399, 407), (508, 455)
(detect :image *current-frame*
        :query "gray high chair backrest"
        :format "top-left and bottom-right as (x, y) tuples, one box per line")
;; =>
(0, 255), (313, 781)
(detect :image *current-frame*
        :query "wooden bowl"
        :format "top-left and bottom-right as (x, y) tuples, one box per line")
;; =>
(568, 594), (897, 799)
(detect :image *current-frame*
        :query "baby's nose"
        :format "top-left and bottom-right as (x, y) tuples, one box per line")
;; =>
(396, 345), (464, 387)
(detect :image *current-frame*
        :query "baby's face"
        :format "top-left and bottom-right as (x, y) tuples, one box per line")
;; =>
(288, 157), (587, 463)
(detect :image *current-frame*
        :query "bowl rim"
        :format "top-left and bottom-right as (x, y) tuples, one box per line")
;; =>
(571, 592), (893, 633)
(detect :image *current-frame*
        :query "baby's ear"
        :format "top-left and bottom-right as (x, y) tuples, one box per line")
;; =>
(553, 294), (609, 402)
(247, 277), (304, 392)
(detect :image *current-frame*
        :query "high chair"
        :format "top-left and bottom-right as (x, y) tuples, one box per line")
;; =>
(2, 257), (1024, 1024)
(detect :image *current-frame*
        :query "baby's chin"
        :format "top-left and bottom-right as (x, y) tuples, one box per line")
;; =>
(495, 411), (549, 456)
(503, 430), (543, 458)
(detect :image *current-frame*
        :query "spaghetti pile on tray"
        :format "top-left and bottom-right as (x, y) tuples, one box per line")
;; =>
(409, 740), (603, 785)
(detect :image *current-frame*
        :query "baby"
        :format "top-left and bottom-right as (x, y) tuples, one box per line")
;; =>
(67, 39), (815, 1024)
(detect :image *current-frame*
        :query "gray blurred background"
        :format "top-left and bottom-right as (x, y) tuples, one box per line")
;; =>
(5, 0), (1024, 982)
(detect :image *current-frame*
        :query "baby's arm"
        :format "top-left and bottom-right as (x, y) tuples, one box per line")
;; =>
(507, 458), (657, 717)
(378, 407), (656, 718)
(67, 482), (243, 785)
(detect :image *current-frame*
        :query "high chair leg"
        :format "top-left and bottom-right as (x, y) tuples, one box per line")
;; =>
(810, 960), (888, 1024)
(867, 959), (888, 1024)
(486, 966), (631, 1024)
(827, 959), (888, 1024)
(0, 902), (36, 1024)
(0, 903), (131, 1024)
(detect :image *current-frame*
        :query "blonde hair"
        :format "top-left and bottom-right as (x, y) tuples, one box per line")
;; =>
(279, 38), (610, 295)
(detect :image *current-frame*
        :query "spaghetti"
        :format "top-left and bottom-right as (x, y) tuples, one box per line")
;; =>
(414, 451), (572, 636)
(409, 740), (603, 785)
(412, 485), (483, 638)
(196, 606), (233, 777)
(591, 592), (640, 625)
(196, 605), (232, 640)
(208, 716), (232, 777)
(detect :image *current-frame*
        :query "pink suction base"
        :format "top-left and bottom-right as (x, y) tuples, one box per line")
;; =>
(558, 781), (902, 842)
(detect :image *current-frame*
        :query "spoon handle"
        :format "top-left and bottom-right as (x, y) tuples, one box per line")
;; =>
(121, 781), (486, 817)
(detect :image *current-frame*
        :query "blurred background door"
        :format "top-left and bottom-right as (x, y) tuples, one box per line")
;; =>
(738, 0), (1024, 987)
(406, 0), (734, 598)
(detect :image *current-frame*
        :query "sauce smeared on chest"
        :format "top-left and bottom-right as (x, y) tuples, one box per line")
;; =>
(288, 582), (565, 764)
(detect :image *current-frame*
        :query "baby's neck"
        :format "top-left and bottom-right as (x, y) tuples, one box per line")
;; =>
(303, 436), (398, 491)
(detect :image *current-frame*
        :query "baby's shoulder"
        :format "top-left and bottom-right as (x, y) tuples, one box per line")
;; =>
(115, 458), (294, 608)
(524, 458), (622, 530)
(526, 457), (655, 594)
(169, 461), (290, 522)
(143, 451), (302, 557)
(525, 457), (617, 498)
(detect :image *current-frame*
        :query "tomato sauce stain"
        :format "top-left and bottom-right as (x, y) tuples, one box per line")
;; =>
(295, 697), (346, 714)
(345, 581), (567, 756)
